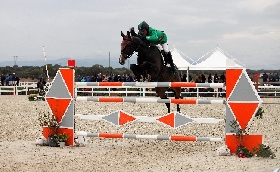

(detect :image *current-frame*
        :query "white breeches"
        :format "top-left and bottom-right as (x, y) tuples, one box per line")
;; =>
(160, 43), (169, 53)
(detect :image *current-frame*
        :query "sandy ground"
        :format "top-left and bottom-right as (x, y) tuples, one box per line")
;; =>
(0, 95), (279, 172)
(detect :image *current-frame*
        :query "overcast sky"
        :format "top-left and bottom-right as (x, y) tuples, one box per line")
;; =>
(0, 0), (279, 69)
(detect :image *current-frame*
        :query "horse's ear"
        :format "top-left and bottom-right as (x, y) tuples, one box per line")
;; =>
(121, 31), (125, 38)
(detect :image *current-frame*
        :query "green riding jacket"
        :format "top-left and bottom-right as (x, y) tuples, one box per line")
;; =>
(138, 26), (167, 45)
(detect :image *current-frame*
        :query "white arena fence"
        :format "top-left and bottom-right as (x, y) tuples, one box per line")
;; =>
(0, 81), (279, 97)
(0, 82), (52, 95)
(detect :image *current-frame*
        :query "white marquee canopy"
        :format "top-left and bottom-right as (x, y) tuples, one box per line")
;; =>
(171, 47), (245, 70)
(170, 48), (192, 68)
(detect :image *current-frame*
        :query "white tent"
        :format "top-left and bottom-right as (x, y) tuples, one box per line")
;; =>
(171, 48), (193, 70)
(188, 47), (244, 70)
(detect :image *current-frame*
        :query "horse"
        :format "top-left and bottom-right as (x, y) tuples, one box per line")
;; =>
(119, 31), (182, 113)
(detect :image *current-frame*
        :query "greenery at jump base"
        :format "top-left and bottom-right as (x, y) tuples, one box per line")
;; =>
(230, 107), (276, 159)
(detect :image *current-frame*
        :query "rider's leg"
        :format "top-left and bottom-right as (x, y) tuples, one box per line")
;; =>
(161, 43), (177, 72)
(161, 43), (169, 65)
(162, 51), (168, 66)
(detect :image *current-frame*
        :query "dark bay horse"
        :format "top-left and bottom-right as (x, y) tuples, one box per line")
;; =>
(119, 31), (182, 113)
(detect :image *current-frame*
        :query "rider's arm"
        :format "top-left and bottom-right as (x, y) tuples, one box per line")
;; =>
(146, 29), (159, 42)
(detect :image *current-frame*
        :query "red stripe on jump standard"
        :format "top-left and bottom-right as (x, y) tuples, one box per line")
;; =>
(170, 82), (197, 87)
(99, 133), (123, 138)
(171, 99), (197, 104)
(170, 136), (196, 141)
(99, 97), (124, 102)
(99, 82), (123, 86)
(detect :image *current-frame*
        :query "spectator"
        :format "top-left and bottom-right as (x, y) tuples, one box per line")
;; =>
(269, 73), (273, 81)
(108, 75), (112, 82)
(6, 74), (10, 86)
(181, 74), (187, 82)
(195, 75), (202, 83)
(201, 74), (206, 83)
(91, 74), (97, 82)
(102, 75), (109, 82)
(208, 74), (212, 83)
(121, 74), (126, 82)
(272, 73), (277, 82)
(276, 73), (279, 82)
(214, 74), (219, 83)
(220, 73), (226, 83)
(1, 74), (5, 86)
(39, 75), (43, 82)
(96, 73), (102, 82)
(15, 76), (20, 86)
(113, 75), (119, 82)
(86, 76), (91, 82)
(42, 79), (46, 86)
(81, 76), (86, 82)
(189, 75), (192, 82)
(8, 74), (12, 86)
(77, 75), (82, 82)
(37, 81), (43, 92)
(125, 74), (133, 82)
(262, 72), (268, 82)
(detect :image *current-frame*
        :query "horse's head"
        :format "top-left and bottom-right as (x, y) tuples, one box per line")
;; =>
(119, 31), (141, 65)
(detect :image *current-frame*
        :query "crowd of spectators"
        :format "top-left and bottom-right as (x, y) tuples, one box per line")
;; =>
(180, 73), (226, 97)
(262, 72), (279, 82)
(0, 73), (20, 86)
(76, 73), (134, 82)
(76, 72), (227, 84)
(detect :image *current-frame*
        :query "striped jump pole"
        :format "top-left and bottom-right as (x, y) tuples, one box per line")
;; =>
(76, 131), (224, 142)
(76, 81), (225, 88)
(44, 60), (263, 153)
(75, 111), (224, 128)
(75, 97), (225, 104)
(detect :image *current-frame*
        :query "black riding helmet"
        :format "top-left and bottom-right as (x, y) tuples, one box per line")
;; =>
(138, 21), (149, 32)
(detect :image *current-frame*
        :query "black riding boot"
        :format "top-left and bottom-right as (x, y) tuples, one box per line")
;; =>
(162, 51), (168, 66)
(166, 51), (177, 74)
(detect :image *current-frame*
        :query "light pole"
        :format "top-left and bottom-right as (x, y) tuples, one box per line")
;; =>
(109, 52), (111, 74)
(13, 56), (18, 66)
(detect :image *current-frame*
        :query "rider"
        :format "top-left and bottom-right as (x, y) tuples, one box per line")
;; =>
(130, 21), (177, 73)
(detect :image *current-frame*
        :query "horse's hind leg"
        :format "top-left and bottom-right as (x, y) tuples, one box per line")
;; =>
(156, 87), (170, 113)
(165, 103), (170, 113)
(172, 87), (182, 112)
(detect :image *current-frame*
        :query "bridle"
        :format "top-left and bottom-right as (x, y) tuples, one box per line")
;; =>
(121, 38), (142, 59)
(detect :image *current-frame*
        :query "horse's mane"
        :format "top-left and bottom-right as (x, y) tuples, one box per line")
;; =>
(131, 36), (142, 45)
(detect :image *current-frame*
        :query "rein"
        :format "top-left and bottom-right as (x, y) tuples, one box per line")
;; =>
(121, 39), (142, 58)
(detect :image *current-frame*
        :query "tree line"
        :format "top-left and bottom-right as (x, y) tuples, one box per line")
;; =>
(0, 64), (278, 81)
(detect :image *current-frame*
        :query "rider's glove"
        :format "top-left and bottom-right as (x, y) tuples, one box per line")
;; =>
(130, 27), (137, 36)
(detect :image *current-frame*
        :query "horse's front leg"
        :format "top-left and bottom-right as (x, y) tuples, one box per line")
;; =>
(176, 103), (180, 113)
(142, 61), (159, 73)
(130, 64), (143, 81)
